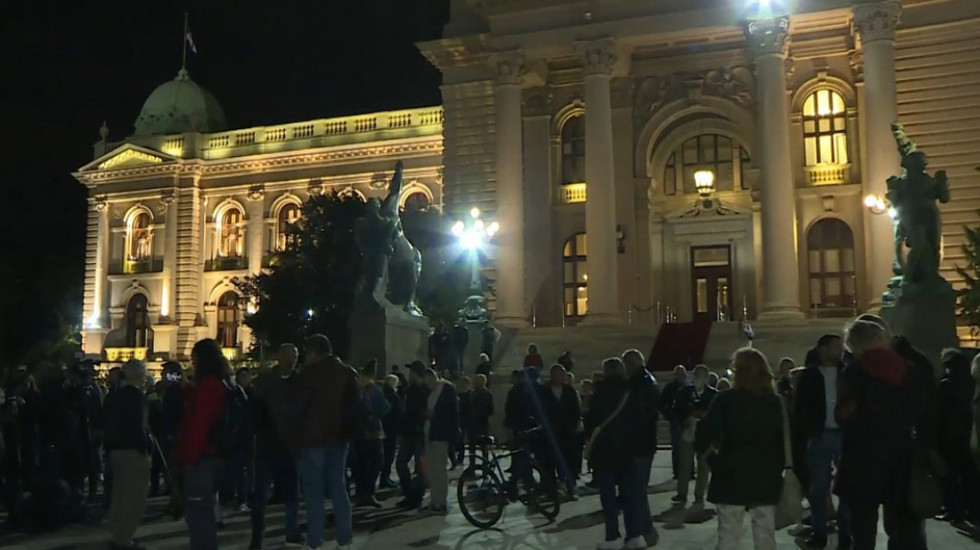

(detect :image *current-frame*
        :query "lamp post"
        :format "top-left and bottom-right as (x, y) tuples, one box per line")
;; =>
(863, 193), (897, 219)
(451, 207), (499, 292)
(694, 169), (716, 199)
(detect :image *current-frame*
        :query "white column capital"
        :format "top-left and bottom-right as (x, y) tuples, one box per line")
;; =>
(853, 1), (902, 44)
(575, 39), (617, 77)
(745, 17), (790, 59)
(488, 51), (526, 86)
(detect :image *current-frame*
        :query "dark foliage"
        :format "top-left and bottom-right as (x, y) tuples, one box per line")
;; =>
(956, 208), (980, 336)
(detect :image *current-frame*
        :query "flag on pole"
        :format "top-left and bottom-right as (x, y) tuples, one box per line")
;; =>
(186, 30), (197, 54)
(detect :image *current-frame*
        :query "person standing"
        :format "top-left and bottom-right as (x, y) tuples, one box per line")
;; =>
(380, 374), (402, 489)
(661, 365), (688, 479)
(794, 334), (851, 549)
(480, 321), (499, 363)
(467, 374), (494, 466)
(451, 321), (469, 378)
(454, 377), (472, 468)
(103, 359), (151, 550)
(937, 349), (980, 525)
(673, 364), (717, 514)
(177, 339), (229, 550)
(248, 344), (303, 550)
(395, 362), (428, 509)
(158, 361), (184, 518)
(696, 348), (784, 550)
(523, 344), (544, 370)
(835, 320), (919, 550)
(291, 334), (358, 550)
(504, 370), (532, 445)
(421, 369), (458, 514)
(353, 359), (390, 508)
(475, 353), (492, 387)
(623, 349), (661, 544)
(538, 364), (582, 491)
(558, 350), (575, 373)
(587, 357), (644, 550)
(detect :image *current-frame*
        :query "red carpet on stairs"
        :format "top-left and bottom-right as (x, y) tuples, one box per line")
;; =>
(646, 321), (713, 373)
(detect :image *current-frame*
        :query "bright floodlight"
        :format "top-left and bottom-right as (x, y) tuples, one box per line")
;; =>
(451, 221), (465, 236)
(470, 207), (480, 219)
(460, 230), (482, 250)
(475, 219), (484, 231)
(863, 195), (877, 208)
(487, 221), (500, 237)
(306, 308), (314, 318)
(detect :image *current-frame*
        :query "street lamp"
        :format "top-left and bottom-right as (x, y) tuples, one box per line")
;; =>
(863, 193), (896, 218)
(694, 169), (716, 198)
(453, 207), (499, 292)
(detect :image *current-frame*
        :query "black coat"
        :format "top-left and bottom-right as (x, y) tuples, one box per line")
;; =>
(794, 364), (842, 440)
(427, 382), (459, 443)
(626, 371), (661, 458)
(584, 376), (632, 475)
(661, 380), (686, 421)
(381, 384), (402, 439)
(400, 383), (429, 438)
(504, 383), (534, 432)
(467, 388), (494, 435)
(537, 384), (582, 439)
(674, 384), (717, 421)
(695, 389), (784, 506)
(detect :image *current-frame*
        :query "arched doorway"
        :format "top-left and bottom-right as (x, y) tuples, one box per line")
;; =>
(125, 294), (152, 349)
(807, 218), (857, 316)
(562, 233), (588, 319)
(216, 291), (241, 348)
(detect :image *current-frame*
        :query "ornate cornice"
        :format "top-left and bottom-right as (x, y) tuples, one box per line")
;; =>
(488, 51), (526, 86)
(523, 86), (553, 117)
(852, 1), (901, 44)
(575, 39), (617, 77)
(745, 17), (790, 58)
(246, 184), (265, 202)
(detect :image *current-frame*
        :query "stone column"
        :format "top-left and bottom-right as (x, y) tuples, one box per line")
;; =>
(853, 1), (902, 309)
(522, 87), (555, 326)
(246, 186), (265, 275)
(92, 195), (110, 326)
(489, 51), (528, 326)
(746, 17), (802, 319)
(576, 39), (621, 324)
(161, 191), (178, 321)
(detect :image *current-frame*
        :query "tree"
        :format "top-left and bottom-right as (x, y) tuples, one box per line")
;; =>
(956, 210), (980, 336)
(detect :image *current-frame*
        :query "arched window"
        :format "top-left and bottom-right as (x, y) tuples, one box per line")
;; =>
(662, 134), (751, 195)
(401, 191), (431, 212)
(562, 233), (588, 318)
(802, 89), (848, 166)
(127, 211), (153, 261)
(276, 202), (301, 251)
(561, 115), (586, 185)
(125, 294), (152, 349)
(216, 291), (240, 348)
(807, 218), (857, 314)
(218, 207), (245, 258)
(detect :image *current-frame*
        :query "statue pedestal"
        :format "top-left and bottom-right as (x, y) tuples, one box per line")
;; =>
(349, 304), (430, 376)
(880, 278), (958, 377)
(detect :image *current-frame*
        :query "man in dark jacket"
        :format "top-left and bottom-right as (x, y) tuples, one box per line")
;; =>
(480, 321), (498, 363)
(467, 374), (494, 466)
(661, 365), (688, 479)
(836, 320), (920, 550)
(795, 334), (851, 549)
(673, 365), (716, 511)
(380, 374), (402, 489)
(248, 344), (302, 550)
(623, 349), (660, 543)
(422, 369), (458, 513)
(451, 321), (469, 378)
(937, 349), (979, 524)
(537, 365), (583, 490)
(292, 334), (358, 550)
(504, 370), (534, 442)
(396, 362), (429, 509)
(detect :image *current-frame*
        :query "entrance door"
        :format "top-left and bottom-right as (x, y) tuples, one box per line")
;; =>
(691, 246), (734, 323)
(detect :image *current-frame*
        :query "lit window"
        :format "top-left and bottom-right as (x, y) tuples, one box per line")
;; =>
(127, 211), (153, 261)
(276, 203), (301, 251)
(663, 134), (751, 195)
(807, 218), (856, 315)
(561, 115), (586, 185)
(216, 291), (241, 348)
(802, 89), (848, 166)
(562, 233), (588, 318)
(218, 207), (245, 258)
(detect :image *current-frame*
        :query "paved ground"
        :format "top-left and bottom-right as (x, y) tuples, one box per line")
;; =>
(3, 454), (978, 550)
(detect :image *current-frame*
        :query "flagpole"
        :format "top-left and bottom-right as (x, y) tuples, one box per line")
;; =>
(181, 12), (188, 70)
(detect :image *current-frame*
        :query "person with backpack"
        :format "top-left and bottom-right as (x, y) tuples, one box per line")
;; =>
(177, 339), (230, 550)
(291, 334), (358, 550)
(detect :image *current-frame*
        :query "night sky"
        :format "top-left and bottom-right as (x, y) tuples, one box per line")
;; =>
(0, 1), (448, 365)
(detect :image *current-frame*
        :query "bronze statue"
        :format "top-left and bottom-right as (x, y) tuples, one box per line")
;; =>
(886, 122), (950, 287)
(354, 161), (423, 315)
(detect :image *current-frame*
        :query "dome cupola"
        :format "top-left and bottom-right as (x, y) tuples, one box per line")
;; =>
(133, 68), (227, 136)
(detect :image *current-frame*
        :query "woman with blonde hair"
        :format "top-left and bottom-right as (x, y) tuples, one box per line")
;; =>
(695, 347), (784, 550)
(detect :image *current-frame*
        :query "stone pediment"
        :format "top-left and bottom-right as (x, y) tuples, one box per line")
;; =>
(664, 198), (751, 220)
(78, 144), (177, 173)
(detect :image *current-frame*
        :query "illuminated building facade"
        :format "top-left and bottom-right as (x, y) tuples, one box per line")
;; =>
(78, 0), (980, 360)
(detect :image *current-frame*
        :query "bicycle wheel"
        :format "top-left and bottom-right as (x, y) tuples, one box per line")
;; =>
(524, 461), (560, 520)
(457, 464), (506, 529)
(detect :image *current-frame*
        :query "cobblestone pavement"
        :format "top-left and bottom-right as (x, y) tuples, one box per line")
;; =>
(4, 454), (977, 549)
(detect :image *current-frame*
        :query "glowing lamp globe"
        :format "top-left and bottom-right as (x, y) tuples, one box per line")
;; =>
(694, 170), (716, 198)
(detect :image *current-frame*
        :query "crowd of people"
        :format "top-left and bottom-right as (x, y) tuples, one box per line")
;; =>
(0, 312), (978, 550)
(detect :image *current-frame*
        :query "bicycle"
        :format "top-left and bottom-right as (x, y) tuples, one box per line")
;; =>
(456, 426), (561, 529)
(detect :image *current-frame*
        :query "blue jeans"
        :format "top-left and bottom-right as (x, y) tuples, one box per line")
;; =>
(596, 468), (643, 542)
(297, 444), (353, 548)
(251, 446), (299, 544)
(807, 430), (851, 539)
(668, 419), (684, 477)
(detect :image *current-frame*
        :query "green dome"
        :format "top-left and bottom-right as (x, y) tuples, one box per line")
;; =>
(133, 68), (227, 136)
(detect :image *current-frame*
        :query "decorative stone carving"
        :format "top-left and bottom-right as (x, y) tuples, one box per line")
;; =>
(575, 39), (617, 77)
(488, 51), (526, 86)
(160, 191), (176, 205)
(848, 49), (865, 82)
(633, 74), (686, 119)
(246, 184), (265, 202)
(745, 16), (790, 58)
(524, 86), (553, 117)
(93, 195), (109, 212)
(702, 67), (755, 106)
(307, 178), (324, 195)
(852, 1), (901, 44)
